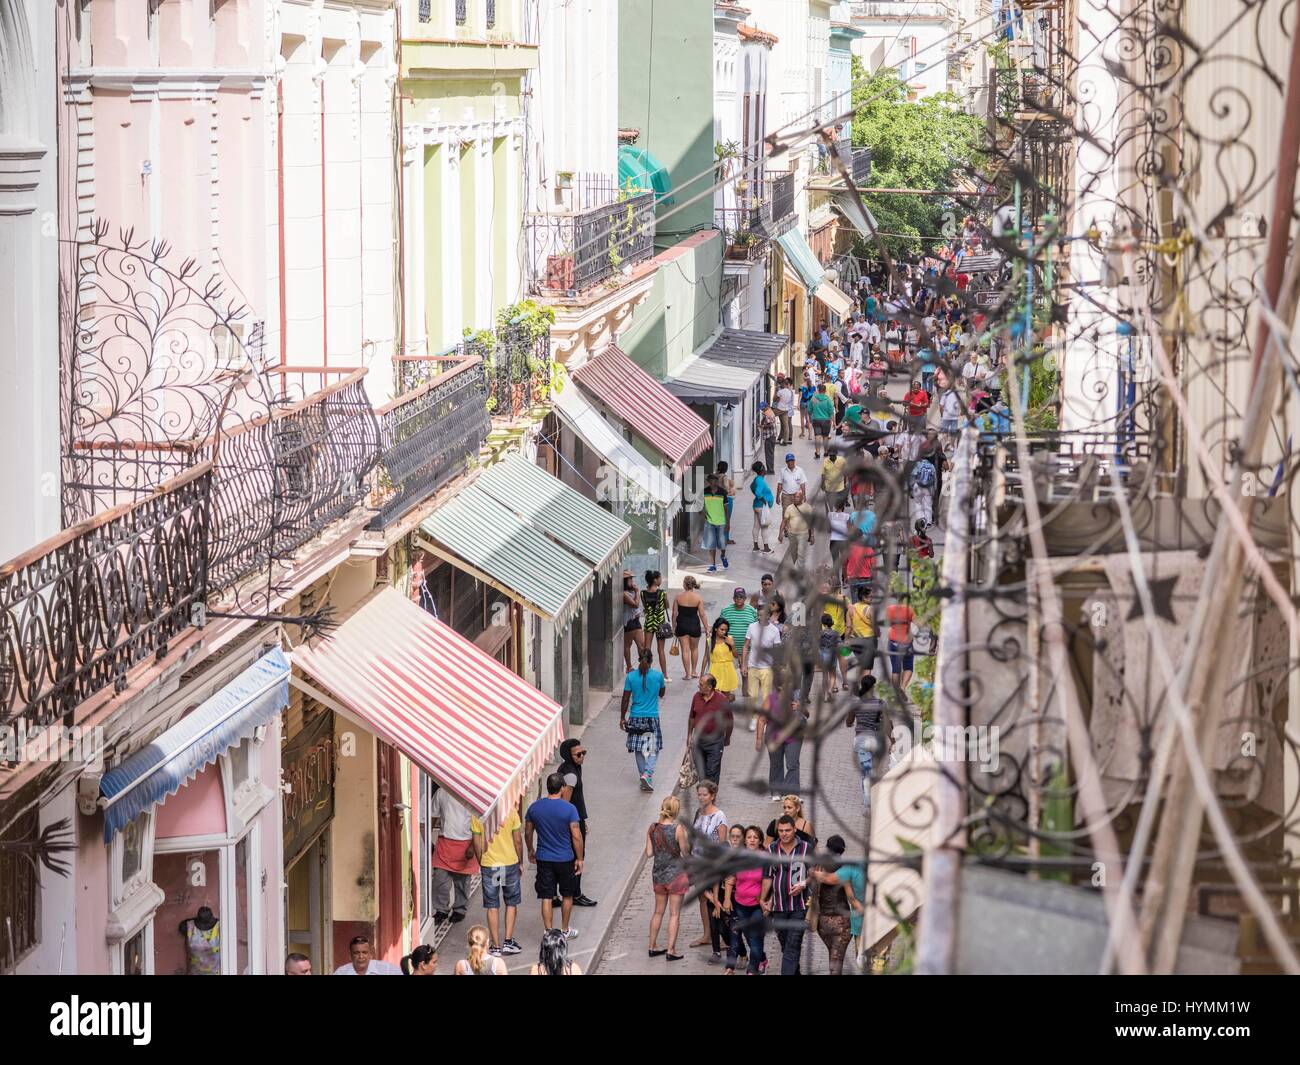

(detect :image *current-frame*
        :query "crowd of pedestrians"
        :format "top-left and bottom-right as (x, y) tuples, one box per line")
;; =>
(300, 243), (1001, 979)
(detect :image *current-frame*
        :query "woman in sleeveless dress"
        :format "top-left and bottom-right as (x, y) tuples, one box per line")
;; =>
(672, 576), (708, 681)
(642, 570), (671, 680)
(645, 795), (690, 961)
(708, 619), (740, 701)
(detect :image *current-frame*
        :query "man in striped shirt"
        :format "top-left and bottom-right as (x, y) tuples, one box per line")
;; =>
(719, 588), (758, 668)
(761, 815), (811, 975)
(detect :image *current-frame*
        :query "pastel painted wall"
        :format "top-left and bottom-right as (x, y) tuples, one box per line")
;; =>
(155, 764), (228, 840)
(619, 231), (723, 379)
(619, 0), (715, 243)
(401, 26), (532, 351)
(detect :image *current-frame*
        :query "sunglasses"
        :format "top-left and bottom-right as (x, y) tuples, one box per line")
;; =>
(573, 751), (587, 758)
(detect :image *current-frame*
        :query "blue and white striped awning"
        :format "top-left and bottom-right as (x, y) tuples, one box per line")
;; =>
(99, 648), (290, 841)
(777, 229), (827, 291)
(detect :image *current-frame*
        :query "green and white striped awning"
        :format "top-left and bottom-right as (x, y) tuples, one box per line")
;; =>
(419, 455), (631, 630)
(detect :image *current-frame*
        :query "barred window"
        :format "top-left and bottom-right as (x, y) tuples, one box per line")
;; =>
(0, 809), (39, 972)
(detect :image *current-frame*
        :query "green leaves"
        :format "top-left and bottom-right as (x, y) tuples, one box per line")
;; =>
(850, 59), (984, 258)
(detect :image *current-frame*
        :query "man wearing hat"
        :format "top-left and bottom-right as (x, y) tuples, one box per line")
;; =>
(776, 452), (808, 511)
(758, 400), (779, 475)
(719, 587), (759, 673)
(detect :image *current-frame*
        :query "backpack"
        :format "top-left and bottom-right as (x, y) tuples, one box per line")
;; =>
(912, 460), (936, 488)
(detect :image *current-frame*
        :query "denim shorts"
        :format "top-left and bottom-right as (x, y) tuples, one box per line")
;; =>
(480, 863), (522, 909)
(702, 523), (727, 550)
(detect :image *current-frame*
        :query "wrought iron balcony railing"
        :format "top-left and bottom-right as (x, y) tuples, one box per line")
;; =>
(369, 356), (490, 530)
(766, 171), (795, 225)
(487, 324), (553, 421)
(715, 203), (771, 261)
(199, 371), (381, 593)
(0, 464), (211, 735)
(852, 146), (872, 184)
(527, 190), (656, 296)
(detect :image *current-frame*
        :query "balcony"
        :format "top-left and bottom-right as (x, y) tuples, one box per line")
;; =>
(766, 171), (795, 227)
(0, 464), (212, 736)
(370, 356), (491, 530)
(487, 322), (553, 421)
(851, 1), (951, 17)
(527, 190), (656, 297)
(200, 371), (383, 594)
(715, 201), (771, 262)
(852, 146), (871, 184)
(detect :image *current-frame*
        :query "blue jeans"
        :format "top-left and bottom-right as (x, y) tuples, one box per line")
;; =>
(854, 733), (875, 813)
(775, 919), (807, 975)
(728, 903), (766, 973)
(634, 743), (658, 781)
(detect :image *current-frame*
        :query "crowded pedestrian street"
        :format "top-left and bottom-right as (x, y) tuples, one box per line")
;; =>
(7, 1), (1300, 1008)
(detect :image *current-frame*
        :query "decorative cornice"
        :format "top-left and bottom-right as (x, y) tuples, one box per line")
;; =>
(65, 69), (269, 102)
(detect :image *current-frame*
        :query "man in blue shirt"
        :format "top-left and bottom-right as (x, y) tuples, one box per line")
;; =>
(620, 649), (666, 790)
(525, 772), (584, 941)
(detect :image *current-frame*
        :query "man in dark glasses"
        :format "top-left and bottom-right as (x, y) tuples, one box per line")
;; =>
(558, 738), (597, 908)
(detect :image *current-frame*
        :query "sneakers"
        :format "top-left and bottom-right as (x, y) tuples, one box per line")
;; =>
(722, 555), (730, 569)
(770, 794), (783, 802)
(639, 773), (654, 792)
(708, 565), (718, 573)
(573, 895), (599, 907)
(562, 927), (580, 941)
(500, 938), (523, 955)
(432, 911), (449, 922)
(488, 944), (503, 957)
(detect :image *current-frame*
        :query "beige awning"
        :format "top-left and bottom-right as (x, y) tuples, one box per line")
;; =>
(814, 278), (855, 318)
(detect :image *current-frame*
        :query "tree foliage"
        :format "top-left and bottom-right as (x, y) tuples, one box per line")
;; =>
(850, 59), (985, 258)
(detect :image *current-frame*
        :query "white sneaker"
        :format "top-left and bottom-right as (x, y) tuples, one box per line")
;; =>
(563, 927), (580, 940)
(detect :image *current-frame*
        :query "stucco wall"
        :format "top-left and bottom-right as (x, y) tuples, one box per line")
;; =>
(618, 231), (723, 379)
(619, 0), (715, 242)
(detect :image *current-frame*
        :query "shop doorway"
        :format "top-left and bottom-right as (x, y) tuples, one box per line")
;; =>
(286, 835), (329, 975)
(569, 608), (586, 724)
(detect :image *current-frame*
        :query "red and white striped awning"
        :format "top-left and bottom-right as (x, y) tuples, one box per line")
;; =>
(290, 587), (564, 839)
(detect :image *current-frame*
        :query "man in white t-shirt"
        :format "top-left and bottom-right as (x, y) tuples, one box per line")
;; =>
(334, 936), (402, 975)
(866, 320), (882, 347)
(777, 452), (808, 508)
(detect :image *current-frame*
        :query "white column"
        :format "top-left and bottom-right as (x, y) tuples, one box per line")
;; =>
(441, 130), (462, 347)
(402, 139), (426, 356)
(475, 130), (493, 325)
(506, 125), (521, 303)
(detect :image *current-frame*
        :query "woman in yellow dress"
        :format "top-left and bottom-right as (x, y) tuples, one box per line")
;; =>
(708, 619), (741, 700)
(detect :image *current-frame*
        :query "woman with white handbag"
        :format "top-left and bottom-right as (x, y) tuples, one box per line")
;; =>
(749, 460), (775, 553)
